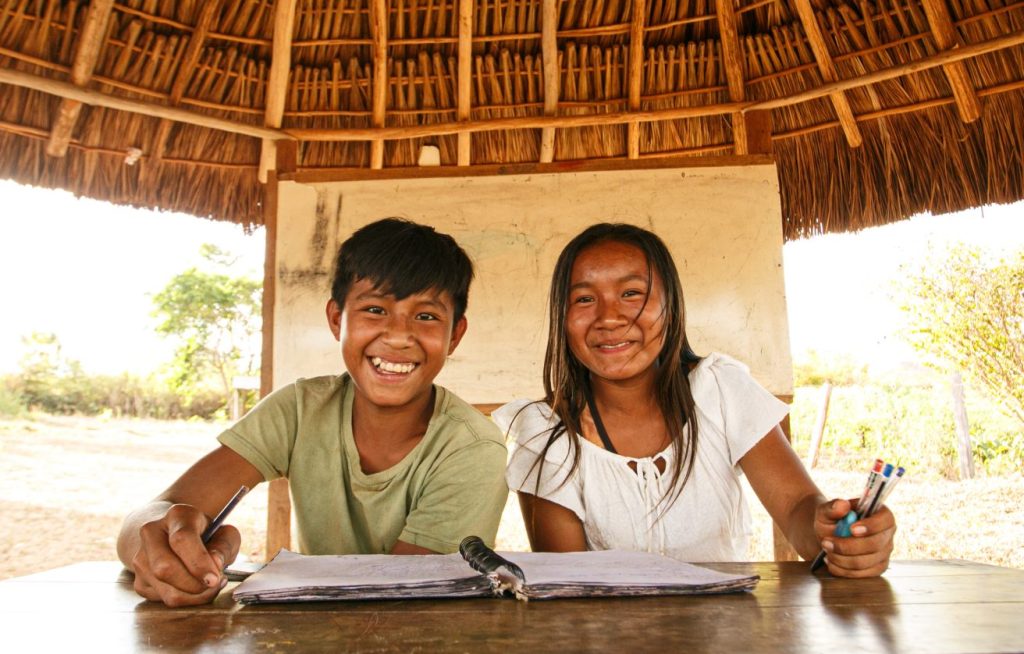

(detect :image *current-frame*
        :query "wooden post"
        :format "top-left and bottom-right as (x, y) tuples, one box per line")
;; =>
(262, 162), (291, 559)
(806, 382), (832, 469)
(950, 372), (976, 480)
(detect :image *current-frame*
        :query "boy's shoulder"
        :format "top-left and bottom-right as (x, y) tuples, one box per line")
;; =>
(432, 385), (505, 449)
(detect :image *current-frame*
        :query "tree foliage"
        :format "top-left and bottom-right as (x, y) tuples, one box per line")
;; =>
(152, 244), (262, 406)
(896, 244), (1024, 426)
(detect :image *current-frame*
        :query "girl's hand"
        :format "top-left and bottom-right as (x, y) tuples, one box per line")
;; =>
(815, 498), (896, 578)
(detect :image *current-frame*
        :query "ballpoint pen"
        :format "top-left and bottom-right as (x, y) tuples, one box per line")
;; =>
(201, 485), (249, 545)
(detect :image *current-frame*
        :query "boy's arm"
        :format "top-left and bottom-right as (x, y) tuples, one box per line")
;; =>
(117, 445), (264, 607)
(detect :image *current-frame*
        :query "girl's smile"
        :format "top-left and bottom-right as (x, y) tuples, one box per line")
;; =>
(566, 240), (667, 386)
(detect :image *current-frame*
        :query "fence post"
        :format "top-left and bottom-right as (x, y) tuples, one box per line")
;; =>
(806, 382), (832, 469)
(950, 372), (975, 480)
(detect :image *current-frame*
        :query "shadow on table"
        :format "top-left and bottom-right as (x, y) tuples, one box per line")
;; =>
(818, 575), (899, 651)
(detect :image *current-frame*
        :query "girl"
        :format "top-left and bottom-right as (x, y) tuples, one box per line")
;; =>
(494, 223), (895, 577)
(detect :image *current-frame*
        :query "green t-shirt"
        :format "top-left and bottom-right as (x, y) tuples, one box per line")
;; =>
(218, 375), (508, 554)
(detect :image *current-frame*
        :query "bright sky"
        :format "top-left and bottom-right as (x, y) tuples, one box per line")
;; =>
(784, 200), (1024, 369)
(0, 179), (264, 375)
(1, 178), (1022, 376)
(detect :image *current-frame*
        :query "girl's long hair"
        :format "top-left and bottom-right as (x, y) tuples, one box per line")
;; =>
(531, 223), (702, 511)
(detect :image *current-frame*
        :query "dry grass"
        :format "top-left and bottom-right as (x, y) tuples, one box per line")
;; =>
(1, 414), (1020, 581)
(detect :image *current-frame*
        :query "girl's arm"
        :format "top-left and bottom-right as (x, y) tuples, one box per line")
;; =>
(740, 425), (896, 576)
(517, 492), (588, 552)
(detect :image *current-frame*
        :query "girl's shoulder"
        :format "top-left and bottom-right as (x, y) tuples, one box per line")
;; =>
(690, 352), (753, 387)
(492, 399), (555, 434)
(492, 400), (571, 457)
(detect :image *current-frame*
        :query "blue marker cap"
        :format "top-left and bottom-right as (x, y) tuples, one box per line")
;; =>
(833, 510), (858, 538)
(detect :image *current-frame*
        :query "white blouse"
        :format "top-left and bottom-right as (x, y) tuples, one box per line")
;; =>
(494, 353), (789, 562)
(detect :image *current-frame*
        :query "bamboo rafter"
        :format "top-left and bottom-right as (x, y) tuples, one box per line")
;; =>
(457, 0), (472, 165)
(538, 0), (558, 163)
(151, 1), (222, 163)
(259, 0), (297, 182)
(45, 0), (115, 157)
(919, 0), (981, 123)
(789, 0), (864, 147)
(0, 0), (1022, 235)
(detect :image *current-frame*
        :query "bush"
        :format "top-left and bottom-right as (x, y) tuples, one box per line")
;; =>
(895, 245), (1024, 427)
(4, 370), (224, 420)
(0, 382), (27, 417)
(791, 380), (1022, 480)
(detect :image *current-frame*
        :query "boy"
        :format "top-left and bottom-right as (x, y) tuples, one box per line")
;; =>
(117, 218), (509, 607)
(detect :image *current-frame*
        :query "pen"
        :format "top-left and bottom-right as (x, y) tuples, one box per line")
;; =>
(863, 463), (895, 517)
(877, 467), (905, 505)
(201, 485), (249, 545)
(810, 460), (903, 573)
(855, 459), (885, 511)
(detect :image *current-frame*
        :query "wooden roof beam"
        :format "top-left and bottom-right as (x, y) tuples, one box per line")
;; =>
(627, 0), (646, 158)
(282, 28), (1023, 143)
(151, 1), (221, 163)
(259, 0), (298, 183)
(748, 30), (1024, 110)
(457, 0), (472, 165)
(717, 0), (763, 155)
(370, 0), (388, 169)
(0, 66), (289, 141)
(790, 0), (863, 147)
(291, 101), (749, 141)
(46, 0), (115, 157)
(539, 0), (559, 163)
(920, 0), (982, 123)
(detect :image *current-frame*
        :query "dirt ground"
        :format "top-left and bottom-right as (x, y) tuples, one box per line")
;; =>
(1, 414), (1021, 581)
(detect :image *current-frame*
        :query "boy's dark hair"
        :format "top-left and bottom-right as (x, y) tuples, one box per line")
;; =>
(330, 218), (474, 322)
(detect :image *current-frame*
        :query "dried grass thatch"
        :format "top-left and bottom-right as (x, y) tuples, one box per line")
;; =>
(0, 0), (1021, 237)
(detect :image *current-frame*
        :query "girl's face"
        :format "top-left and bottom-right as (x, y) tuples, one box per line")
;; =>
(566, 239), (667, 387)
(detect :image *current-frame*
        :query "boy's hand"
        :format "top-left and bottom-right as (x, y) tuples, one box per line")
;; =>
(130, 503), (241, 607)
(815, 498), (896, 578)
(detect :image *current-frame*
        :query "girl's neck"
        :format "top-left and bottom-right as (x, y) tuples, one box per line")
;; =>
(588, 371), (660, 417)
(581, 371), (670, 459)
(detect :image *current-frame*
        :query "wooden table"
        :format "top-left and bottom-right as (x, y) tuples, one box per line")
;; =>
(2, 560), (1022, 653)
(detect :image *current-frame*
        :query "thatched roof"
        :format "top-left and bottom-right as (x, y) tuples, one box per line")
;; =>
(0, 0), (1021, 238)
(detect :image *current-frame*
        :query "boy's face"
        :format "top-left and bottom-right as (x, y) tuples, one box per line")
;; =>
(327, 278), (467, 411)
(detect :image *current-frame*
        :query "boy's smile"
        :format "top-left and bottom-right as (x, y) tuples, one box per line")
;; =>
(327, 278), (467, 411)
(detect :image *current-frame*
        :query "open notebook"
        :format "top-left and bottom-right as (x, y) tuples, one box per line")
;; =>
(232, 537), (759, 603)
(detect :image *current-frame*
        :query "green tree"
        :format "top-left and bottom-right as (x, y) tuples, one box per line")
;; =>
(896, 244), (1024, 426)
(152, 244), (262, 408)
